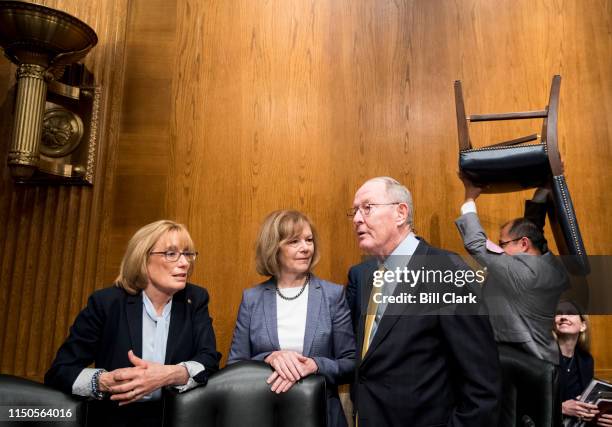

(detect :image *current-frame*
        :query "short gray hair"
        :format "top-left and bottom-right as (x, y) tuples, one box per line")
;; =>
(365, 176), (413, 227)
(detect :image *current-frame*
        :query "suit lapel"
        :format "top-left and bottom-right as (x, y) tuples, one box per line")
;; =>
(126, 292), (143, 357)
(165, 288), (186, 364)
(362, 240), (430, 363)
(263, 280), (280, 349)
(302, 277), (322, 357)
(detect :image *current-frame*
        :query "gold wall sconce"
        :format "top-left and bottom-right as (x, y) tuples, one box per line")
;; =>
(0, 1), (99, 184)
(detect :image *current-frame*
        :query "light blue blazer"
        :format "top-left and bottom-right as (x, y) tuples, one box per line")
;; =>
(228, 275), (356, 427)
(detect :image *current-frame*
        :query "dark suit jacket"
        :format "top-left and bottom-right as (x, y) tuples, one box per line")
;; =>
(45, 283), (221, 394)
(227, 276), (356, 427)
(347, 239), (501, 427)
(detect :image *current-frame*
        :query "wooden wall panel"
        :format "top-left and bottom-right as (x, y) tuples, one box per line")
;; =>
(167, 0), (612, 376)
(0, 0), (611, 384)
(154, 0), (612, 373)
(105, 0), (177, 281)
(0, 0), (129, 381)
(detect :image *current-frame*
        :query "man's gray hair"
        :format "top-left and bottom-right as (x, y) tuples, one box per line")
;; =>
(366, 176), (413, 227)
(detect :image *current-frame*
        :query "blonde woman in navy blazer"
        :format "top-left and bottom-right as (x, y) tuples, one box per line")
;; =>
(228, 210), (356, 427)
(45, 220), (220, 427)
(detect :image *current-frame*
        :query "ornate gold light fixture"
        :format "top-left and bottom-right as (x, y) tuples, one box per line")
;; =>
(0, 0), (98, 183)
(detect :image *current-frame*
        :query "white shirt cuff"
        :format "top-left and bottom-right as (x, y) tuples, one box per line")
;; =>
(174, 361), (205, 393)
(461, 200), (477, 215)
(72, 368), (99, 397)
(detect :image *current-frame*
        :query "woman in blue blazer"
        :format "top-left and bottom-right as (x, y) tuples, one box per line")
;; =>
(228, 210), (356, 427)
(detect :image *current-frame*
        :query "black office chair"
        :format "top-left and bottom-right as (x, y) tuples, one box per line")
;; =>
(0, 374), (87, 426)
(163, 361), (327, 427)
(454, 75), (589, 275)
(497, 344), (561, 427)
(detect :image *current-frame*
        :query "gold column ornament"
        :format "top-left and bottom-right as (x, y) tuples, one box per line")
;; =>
(9, 64), (48, 177)
(0, 0), (98, 182)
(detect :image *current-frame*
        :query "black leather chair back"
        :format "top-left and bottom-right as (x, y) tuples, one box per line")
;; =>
(498, 344), (561, 427)
(163, 361), (327, 427)
(459, 144), (551, 192)
(0, 374), (87, 426)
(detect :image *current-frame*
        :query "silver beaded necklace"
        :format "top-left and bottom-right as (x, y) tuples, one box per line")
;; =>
(276, 274), (310, 301)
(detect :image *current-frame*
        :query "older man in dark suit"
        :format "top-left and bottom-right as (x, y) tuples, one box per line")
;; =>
(346, 176), (500, 427)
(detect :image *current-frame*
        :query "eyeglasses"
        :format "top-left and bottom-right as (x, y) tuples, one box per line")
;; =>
(149, 251), (198, 262)
(346, 203), (401, 217)
(498, 237), (524, 248)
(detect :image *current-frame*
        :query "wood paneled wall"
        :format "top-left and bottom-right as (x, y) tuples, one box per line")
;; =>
(0, 0), (611, 382)
(0, 0), (129, 380)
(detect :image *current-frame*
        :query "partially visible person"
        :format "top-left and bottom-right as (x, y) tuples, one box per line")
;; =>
(555, 300), (612, 426)
(347, 176), (500, 427)
(45, 220), (221, 427)
(228, 210), (355, 427)
(456, 175), (569, 364)
(556, 300), (594, 421)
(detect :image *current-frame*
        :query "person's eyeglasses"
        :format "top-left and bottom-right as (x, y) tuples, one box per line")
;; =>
(149, 251), (198, 262)
(346, 203), (401, 217)
(498, 237), (524, 248)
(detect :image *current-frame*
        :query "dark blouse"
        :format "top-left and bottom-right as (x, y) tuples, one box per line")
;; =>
(560, 354), (582, 401)
(558, 348), (594, 402)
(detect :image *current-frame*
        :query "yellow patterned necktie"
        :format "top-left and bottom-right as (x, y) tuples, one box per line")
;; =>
(361, 265), (386, 357)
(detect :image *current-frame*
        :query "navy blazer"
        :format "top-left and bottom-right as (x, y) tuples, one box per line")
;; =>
(347, 239), (501, 427)
(228, 275), (356, 427)
(45, 283), (221, 395)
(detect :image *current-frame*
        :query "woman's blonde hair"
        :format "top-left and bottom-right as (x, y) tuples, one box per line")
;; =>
(255, 210), (320, 277)
(115, 220), (195, 294)
(576, 314), (591, 353)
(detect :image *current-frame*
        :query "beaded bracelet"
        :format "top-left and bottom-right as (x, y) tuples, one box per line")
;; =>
(91, 369), (107, 400)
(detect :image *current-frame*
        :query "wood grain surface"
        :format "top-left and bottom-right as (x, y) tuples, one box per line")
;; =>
(0, 0), (130, 380)
(0, 0), (610, 382)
